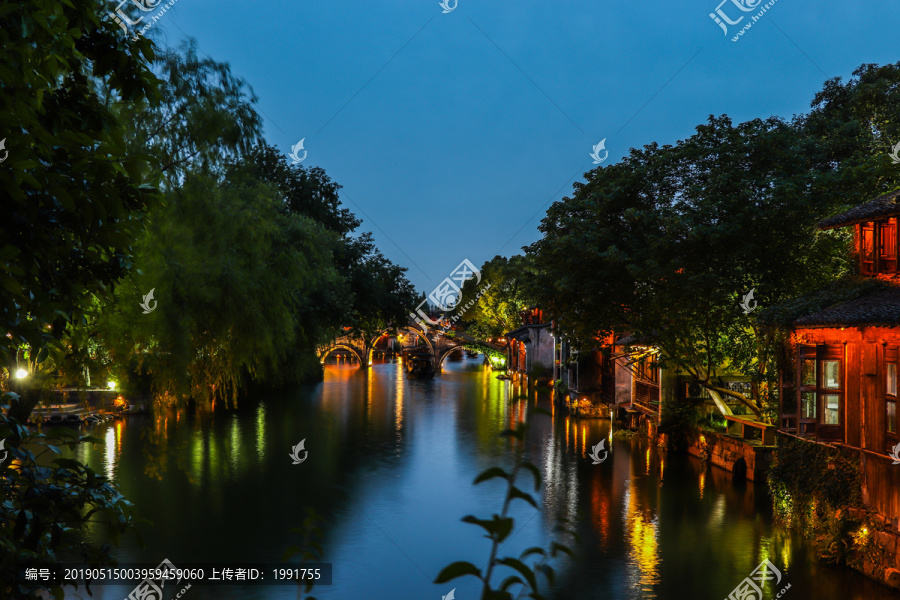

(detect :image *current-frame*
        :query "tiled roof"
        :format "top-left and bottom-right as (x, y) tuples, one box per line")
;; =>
(794, 283), (900, 327)
(817, 189), (900, 230)
(504, 323), (549, 341)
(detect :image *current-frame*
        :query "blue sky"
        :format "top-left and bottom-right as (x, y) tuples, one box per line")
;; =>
(144, 0), (900, 294)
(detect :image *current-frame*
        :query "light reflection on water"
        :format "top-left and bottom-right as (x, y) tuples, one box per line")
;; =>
(61, 357), (898, 600)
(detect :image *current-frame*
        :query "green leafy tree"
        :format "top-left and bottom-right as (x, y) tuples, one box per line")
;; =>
(97, 171), (348, 406)
(527, 115), (850, 417)
(113, 38), (264, 186)
(455, 256), (535, 339)
(799, 61), (900, 211)
(228, 144), (361, 236)
(0, 0), (161, 364)
(226, 144), (418, 343)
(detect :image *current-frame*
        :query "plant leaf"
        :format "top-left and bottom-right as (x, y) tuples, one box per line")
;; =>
(495, 557), (538, 591)
(508, 486), (538, 509)
(474, 467), (509, 485)
(434, 561), (482, 584)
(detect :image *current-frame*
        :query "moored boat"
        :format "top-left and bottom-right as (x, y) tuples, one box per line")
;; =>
(406, 355), (435, 379)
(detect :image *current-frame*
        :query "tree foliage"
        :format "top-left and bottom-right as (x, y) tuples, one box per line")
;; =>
(0, 0), (161, 364)
(113, 38), (264, 185)
(527, 115), (848, 414)
(455, 255), (535, 338)
(97, 171), (348, 406)
(226, 144), (418, 341)
(0, 393), (138, 599)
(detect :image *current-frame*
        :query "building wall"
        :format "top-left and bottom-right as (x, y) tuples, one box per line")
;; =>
(782, 326), (900, 530)
(786, 326), (899, 454)
(507, 326), (554, 376)
(614, 358), (632, 405)
(529, 326), (554, 373)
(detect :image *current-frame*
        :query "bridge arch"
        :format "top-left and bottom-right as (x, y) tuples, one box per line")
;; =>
(367, 327), (435, 365)
(318, 343), (365, 365)
(437, 345), (466, 369)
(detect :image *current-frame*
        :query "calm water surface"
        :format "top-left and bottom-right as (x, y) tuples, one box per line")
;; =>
(67, 356), (896, 600)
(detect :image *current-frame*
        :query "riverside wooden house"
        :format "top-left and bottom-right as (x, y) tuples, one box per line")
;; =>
(778, 190), (900, 519)
(506, 307), (554, 380)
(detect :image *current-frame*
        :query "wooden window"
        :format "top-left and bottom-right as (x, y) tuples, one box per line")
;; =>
(861, 223), (875, 275)
(797, 346), (844, 437)
(888, 347), (899, 438)
(823, 359), (841, 424)
(881, 218), (898, 274)
(779, 347), (797, 432)
(636, 356), (659, 384)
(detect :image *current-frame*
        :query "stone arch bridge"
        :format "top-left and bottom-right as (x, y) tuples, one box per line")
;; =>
(318, 326), (504, 372)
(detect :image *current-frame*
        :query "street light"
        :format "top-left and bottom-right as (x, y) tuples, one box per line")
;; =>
(15, 369), (27, 379)
(107, 381), (117, 390)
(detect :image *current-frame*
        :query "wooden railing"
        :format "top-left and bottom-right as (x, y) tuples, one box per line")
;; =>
(633, 380), (660, 414)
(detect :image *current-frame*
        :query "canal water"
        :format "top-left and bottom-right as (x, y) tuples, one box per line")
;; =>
(67, 356), (895, 600)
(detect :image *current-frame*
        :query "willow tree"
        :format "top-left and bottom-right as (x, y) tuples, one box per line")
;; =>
(112, 38), (264, 186)
(98, 172), (348, 407)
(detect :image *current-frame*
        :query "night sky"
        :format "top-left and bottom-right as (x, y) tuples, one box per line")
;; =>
(141, 0), (900, 293)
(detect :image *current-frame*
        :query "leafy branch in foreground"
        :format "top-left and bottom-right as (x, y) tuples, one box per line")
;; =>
(282, 507), (326, 600)
(435, 408), (576, 600)
(0, 392), (140, 600)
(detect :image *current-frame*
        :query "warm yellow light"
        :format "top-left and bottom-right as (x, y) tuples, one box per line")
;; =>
(15, 369), (27, 379)
(107, 381), (117, 390)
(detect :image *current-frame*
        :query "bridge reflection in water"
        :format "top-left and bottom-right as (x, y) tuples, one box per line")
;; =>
(64, 356), (894, 600)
